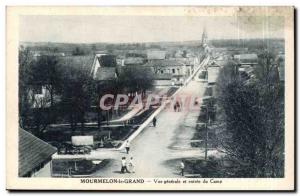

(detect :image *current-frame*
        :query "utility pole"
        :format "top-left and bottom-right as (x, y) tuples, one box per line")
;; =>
(201, 104), (209, 160)
(204, 105), (209, 160)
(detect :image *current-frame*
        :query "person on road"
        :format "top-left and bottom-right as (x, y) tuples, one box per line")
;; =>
(121, 157), (128, 173)
(176, 101), (180, 112)
(180, 160), (185, 176)
(174, 104), (177, 112)
(128, 157), (135, 173)
(125, 140), (130, 154)
(153, 117), (157, 127)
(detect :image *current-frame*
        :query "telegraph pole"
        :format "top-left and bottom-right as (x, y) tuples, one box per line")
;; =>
(201, 104), (209, 160)
(204, 105), (209, 160)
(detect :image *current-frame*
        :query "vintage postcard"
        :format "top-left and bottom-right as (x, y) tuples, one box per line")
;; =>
(6, 6), (295, 191)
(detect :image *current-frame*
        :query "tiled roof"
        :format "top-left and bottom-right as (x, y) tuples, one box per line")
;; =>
(233, 54), (258, 64)
(19, 128), (57, 177)
(94, 67), (116, 81)
(97, 55), (117, 67)
(59, 55), (95, 72)
(147, 50), (166, 60)
(143, 59), (185, 67)
(124, 57), (145, 65)
(119, 66), (153, 75)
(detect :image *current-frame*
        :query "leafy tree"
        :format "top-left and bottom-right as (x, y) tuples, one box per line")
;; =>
(216, 54), (284, 177)
(60, 65), (95, 134)
(30, 55), (63, 108)
(117, 66), (154, 95)
(19, 48), (63, 137)
(19, 46), (35, 129)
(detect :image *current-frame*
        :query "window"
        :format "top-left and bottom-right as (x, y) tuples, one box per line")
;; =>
(161, 70), (164, 74)
(172, 69), (175, 74)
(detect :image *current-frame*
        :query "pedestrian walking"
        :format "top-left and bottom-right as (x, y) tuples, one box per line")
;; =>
(125, 140), (130, 154)
(153, 117), (157, 127)
(180, 160), (185, 176)
(128, 157), (135, 173)
(121, 157), (129, 173)
(176, 101), (180, 112)
(174, 104), (177, 112)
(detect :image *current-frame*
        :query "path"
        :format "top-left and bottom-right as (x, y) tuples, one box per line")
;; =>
(92, 79), (210, 177)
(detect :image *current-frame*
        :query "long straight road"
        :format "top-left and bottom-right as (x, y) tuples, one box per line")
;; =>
(93, 79), (209, 178)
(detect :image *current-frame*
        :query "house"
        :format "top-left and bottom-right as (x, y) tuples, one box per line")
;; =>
(90, 54), (118, 81)
(169, 57), (197, 71)
(152, 73), (173, 87)
(207, 63), (221, 85)
(28, 85), (51, 108)
(147, 50), (166, 61)
(233, 54), (259, 82)
(123, 57), (145, 66)
(143, 59), (191, 86)
(19, 128), (57, 177)
(233, 54), (258, 66)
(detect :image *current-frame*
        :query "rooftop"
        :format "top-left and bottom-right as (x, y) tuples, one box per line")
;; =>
(59, 55), (95, 72)
(94, 67), (117, 81)
(19, 128), (57, 177)
(124, 57), (145, 65)
(143, 59), (185, 67)
(233, 54), (258, 64)
(147, 50), (166, 60)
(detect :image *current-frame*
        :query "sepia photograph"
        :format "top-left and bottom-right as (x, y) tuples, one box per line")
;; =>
(6, 6), (294, 191)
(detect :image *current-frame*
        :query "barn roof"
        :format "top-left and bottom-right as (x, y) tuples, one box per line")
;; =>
(18, 128), (57, 177)
(59, 55), (95, 72)
(94, 67), (117, 81)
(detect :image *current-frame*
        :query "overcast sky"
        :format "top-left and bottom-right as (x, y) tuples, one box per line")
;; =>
(20, 15), (284, 43)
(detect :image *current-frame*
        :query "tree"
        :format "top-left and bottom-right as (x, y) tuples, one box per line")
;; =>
(19, 48), (63, 138)
(31, 55), (62, 108)
(19, 46), (35, 129)
(215, 54), (284, 177)
(60, 65), (95, 134)
(117, 66), (154, 96)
